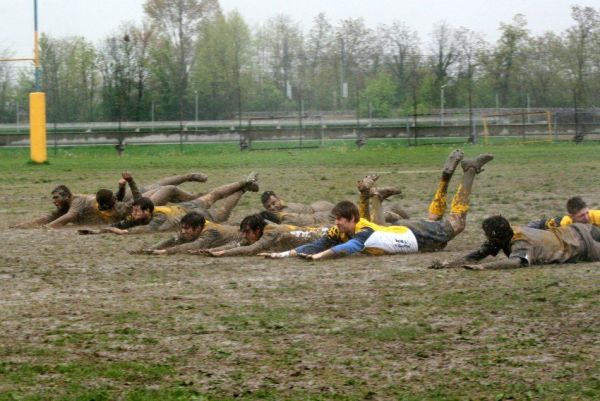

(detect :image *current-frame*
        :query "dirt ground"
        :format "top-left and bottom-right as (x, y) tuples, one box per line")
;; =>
(0, 154), (599, 400)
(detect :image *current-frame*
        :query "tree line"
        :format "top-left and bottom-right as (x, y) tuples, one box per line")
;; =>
(0, 1), (599, 124)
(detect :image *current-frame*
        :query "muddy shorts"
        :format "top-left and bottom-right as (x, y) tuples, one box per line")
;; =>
(404, 219), (455, 252)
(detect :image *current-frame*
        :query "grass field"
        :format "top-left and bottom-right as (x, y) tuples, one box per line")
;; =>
(0, 141), (599, 400)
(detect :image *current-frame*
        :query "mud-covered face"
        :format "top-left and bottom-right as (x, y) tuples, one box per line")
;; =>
(335, 216), (357, 236)
(51, 191), (71, 212)
(242, 227), (262, 244)
(132, 205), (152, 223)
(264, 195), (283, 212)
(97, 197), (115, 211)
(180, 224), (203, 241)
(570, 207), (590, 224)
(484, 227), (510, 248)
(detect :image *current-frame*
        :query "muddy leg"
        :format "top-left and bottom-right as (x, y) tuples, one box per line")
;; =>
(369, 195), (386, 225)
(148, 185), (202, 205)
(196, 172), (258, 209)
(428, 149), (464, 220)
(447, 154), (494, 235)
(356, 175), (379, 220)
(208, 191), (244, 222)
(155, 172), (208, 186)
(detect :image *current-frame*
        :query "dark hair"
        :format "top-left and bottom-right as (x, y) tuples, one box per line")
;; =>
(260, 190), (278, 206)
(482, 215), (513, 246)
(566, 196), (587, 215)
(96, 189), (115, 210)
(132, 197), (154, 213)
(51, 185), (72, 198)
(258, 210), (281, 224)
(180, 212), (206, 229)
(331, 200), (360, 222)
(239, 213), (268, 234)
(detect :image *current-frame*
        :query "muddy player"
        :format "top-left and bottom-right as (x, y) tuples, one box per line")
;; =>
(261, 191), (333, 214)
(13, 175), (141, 229)
(117, 171), (209, 204)
(527, 196), (600, 229)
(103, 173), (259, 234)
(432, 215), (600, 270)
(137, 211), (241, 255)
(194, 212), (327, 257)
(261, 153), (493, 260)
(261, 190), (334, 227)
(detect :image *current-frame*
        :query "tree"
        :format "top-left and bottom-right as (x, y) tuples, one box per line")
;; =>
(254, 14), (304, 110)
(98, 30), (136, 124)
(361, 72), (395, 117)
(305, 13), (336, 110)
(144, 0), (221, 121)
(455, 28), (486, 142)
(0, 48), (17, 123)
(192, 11), (251, 119)
(379, 21), (420, 109)
(335, 18), (376, 109)
(40, 35), (97, 123)
(482, 14), (529, 106)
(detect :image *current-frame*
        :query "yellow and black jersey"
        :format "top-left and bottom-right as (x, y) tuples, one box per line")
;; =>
(527, 210), (600, 229)
(112, 204), (188, 233)
(295, 218), (419, 256)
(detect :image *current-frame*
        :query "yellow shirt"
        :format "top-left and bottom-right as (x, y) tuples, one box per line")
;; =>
(558, 210), (600, 227)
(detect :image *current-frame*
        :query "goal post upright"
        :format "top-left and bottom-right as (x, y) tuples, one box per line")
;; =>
(30, 0), (47, 163)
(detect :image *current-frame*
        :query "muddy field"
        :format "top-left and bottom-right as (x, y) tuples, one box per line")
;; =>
(0, 144), (598, 400)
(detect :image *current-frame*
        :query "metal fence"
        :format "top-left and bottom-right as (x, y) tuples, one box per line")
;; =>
(1, 108), (600, 150)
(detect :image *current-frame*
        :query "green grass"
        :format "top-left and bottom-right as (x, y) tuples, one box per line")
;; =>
(3, 140), (600, 172)
(1, 140), (599, 400)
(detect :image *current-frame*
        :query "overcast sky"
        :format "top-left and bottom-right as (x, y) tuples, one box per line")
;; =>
(1, 0), (597, 60)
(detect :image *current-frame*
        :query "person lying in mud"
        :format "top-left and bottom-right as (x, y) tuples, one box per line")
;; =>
(261, 190), (333, 214)
(12, 170), (209, 229)
(191, 212), (327, 257)
(260, 190), (334, 227)
(430, 214), (600, 270)
(134, 211), (241, 255)
(260, 152), (493, 260)
(116, 171), (209, 203)
(12, 174), (142, 229)
(96, 173), (259, 234)
(526, 196), (600, 230)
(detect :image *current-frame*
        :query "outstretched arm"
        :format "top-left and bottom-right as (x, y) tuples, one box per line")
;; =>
(463, 257), (524, 270)
(46, 209), (79, 229)
(115, 180), (127, 201)
(160, 231), (226, 255)
(430, 241), (503, 269)
(211, 232), (279, 256)
(12, 212), (59, 228)
(123, 172), (142, 201)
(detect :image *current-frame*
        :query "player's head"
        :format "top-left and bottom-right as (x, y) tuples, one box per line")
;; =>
(566, 196), (590, 224)
(261, 191), (283, 212)
(482, 215), (513, 247)
(51, 185), (72, 212)
(179, 212), (206, 241)
(131, 197), (154, 223)
(331, 200), (360, 235)
(239, 213), (268, 243)
(95, 189), (116, 211)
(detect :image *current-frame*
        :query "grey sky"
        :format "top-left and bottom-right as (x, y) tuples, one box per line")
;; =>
(1, 0), (596, 61)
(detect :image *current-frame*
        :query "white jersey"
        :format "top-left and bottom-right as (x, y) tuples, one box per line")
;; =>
(364, 229), (419, 254)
